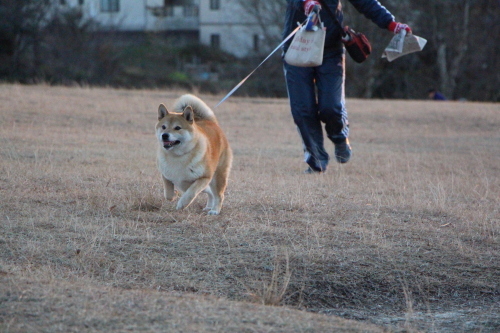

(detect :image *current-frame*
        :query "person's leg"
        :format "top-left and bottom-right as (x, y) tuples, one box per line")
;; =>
(284, 62), (329, 172)
(315, 52), (351, 163)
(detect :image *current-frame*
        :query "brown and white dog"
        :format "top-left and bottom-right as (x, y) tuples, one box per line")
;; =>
(156, 94), (232, 215)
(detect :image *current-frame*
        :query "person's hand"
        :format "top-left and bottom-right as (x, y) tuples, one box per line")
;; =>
(304, 0), (321, 16)
(388, 21), (412, 34)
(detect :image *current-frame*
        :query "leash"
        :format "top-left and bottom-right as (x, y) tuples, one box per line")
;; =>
(214, 23), (303, 108)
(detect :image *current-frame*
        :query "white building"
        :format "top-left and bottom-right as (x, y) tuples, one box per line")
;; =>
(57, 0), (272, 58)
(198, 0), (268, 58)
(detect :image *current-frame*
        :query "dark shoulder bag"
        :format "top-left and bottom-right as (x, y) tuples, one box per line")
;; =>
(317, 0), (372, 63)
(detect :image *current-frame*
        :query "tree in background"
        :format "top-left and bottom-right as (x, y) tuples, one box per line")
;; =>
(416, 0), (499, 101)
(233, 0), (499, 101)
(235, 0), (287, 51)
(0, 0), (51, 80)
(0, 0), (119, 85)
(0, 0), (497, 101)
(41, 9), (120, 85)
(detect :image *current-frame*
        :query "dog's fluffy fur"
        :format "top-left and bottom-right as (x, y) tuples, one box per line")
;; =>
(156, 94), (232, 215)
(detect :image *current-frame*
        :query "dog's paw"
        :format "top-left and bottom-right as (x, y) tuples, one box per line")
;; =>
(176, 196), (191, 210)
(207, 210), (220, 215)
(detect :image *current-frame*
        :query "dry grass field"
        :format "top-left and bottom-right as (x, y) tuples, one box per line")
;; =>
(0, 84), (499, 332)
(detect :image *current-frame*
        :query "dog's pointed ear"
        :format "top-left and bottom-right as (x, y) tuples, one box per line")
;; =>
(183, 106), (194, 124)
(158, 104), (168, 120)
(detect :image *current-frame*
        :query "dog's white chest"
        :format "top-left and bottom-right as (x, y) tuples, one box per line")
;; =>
(157, 151), (205, 184)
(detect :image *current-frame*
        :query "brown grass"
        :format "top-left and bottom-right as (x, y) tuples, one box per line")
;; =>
(0, 84), (498, 332)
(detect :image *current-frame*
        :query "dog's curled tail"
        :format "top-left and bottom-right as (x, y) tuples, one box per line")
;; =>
(174, 94), (217, 122)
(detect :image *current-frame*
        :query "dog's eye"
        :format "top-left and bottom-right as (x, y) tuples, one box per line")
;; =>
(162, 125), (166, 130)
(174, 126), (182, 131)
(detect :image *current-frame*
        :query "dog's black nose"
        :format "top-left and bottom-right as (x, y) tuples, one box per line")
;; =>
(162, 133), (169, 140)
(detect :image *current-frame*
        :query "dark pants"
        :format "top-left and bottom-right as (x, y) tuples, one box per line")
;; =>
(284, 51), (349, 172)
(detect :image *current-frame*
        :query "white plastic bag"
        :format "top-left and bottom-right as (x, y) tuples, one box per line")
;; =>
(382, 30), (427, 62)
(284, 20), (326, 67)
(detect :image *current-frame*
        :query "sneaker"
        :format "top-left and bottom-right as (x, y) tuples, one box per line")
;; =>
(334, 138), (352, 163)
(304, 167), (324, 174)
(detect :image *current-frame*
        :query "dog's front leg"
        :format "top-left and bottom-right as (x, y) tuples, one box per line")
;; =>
(162, 175), (176, 201)
(176, 177), (211, 210)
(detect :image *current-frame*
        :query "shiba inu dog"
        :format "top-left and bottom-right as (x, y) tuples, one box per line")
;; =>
(156, 94), (232, 215)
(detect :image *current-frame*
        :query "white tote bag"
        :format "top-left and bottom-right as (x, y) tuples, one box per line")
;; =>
(284, 18), (325, 67)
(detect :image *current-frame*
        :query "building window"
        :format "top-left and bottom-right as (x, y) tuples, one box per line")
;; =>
(210, 0), (220, 10)
(184, 5), (198, 17)
(210, 34), (220, 49)
(253, 34), (260, 52)
(151, 6), (173, 17)
(101, 0), (119, 13)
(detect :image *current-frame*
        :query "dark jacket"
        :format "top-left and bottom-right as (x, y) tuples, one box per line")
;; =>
(283, 0), (395, 54)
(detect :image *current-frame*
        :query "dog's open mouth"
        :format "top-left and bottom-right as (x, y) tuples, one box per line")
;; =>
(163, 140), (181, 149)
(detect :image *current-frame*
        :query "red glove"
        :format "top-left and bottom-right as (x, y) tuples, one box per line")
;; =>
(304, 0), (321, 16)
(388, 21), (412, 34)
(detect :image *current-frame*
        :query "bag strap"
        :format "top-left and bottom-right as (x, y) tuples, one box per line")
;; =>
(316, 0), (346, 37)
